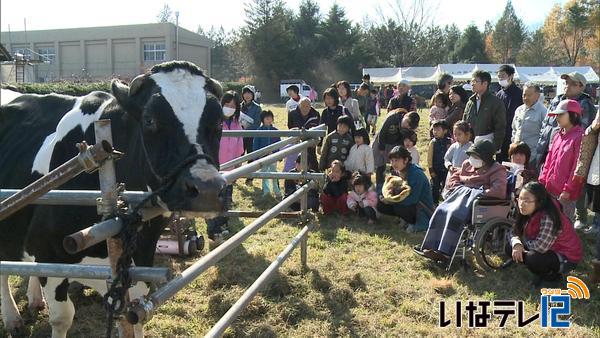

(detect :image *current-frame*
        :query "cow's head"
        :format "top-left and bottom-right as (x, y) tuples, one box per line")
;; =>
(111, 61), (225, 213)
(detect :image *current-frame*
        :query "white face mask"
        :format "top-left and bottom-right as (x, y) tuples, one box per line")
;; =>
(499, 79), (509, 88)
(222, 106), (236, 117)
(468, 156), (484, 169)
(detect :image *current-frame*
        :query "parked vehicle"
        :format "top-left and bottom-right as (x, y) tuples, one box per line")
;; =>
(280, 79), (317, 102)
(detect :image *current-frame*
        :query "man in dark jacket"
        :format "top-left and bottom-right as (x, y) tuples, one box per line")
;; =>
(288, 97), (320, 170)
(496, 65), (523, 162)
(534, 71), (596, 230)
(388, 80), (416, 112)
(463, 70), (507, 152)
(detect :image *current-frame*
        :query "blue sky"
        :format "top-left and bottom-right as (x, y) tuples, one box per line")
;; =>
(0, 0), (568, 34)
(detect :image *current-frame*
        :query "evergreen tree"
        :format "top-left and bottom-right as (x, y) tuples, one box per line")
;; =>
(492, 0), (526, 63)
(450, 24), (488, 63)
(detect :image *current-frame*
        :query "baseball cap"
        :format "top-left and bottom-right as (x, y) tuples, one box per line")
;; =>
(548, 99), (582, 116)
(560, 72), (587, 86)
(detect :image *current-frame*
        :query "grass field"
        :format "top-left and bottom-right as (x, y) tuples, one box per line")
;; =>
(2, 104), (600, 337)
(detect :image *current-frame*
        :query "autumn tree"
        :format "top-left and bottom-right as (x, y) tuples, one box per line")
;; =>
(542, 0), (598, 66)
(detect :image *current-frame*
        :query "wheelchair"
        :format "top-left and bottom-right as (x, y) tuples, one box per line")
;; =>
(445, 169), (524, 272)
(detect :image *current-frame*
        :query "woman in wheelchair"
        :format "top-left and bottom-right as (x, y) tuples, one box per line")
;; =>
(511, 182), (582, 287)
(416, 139), (507, 263)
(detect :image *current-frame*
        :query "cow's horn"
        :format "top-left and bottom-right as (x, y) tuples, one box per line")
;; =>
(129, 74), (145, 96)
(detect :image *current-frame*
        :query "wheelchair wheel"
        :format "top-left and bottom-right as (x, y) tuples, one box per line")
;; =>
(474, 217), (514, 271)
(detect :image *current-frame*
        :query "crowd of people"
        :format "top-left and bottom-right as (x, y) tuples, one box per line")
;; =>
(209, 67), (600, 288)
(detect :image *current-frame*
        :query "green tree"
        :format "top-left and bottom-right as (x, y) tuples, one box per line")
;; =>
(444, 24), (461, 62)
(242, 0), (296, 98)
(156, 3), (174, 23)
(292, 0), (324, 81)
(492, 0), (526, 63)
(450, 24), (488, 63)
(517, 29), (557, 66)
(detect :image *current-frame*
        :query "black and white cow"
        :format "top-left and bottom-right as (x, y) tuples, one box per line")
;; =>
(0, 61), (226, 337)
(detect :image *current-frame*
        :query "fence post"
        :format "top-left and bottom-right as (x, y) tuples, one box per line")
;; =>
(95, 120), (138, 338)
(300, 146), (308, 270)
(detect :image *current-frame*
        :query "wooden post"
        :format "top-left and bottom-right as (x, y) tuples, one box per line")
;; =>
(95, 120), (138, 338)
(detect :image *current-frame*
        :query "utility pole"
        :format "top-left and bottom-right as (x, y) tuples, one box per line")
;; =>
(175, 11), (179, 60)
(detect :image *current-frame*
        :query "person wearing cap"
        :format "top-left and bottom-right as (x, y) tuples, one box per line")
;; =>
(512, 82), (546, 167)
(416, 139), (508, 263)
(285, 84), (302, 114)
(535, 72), (595, 169)
(538, 99), (585, 222)
(241, 85), (262, 184)
(319, 115), (355, 171)
(496, 65), (523, 163)
(536, 71), (596, 229)
(462, 70), (507, 153)
(387, 80), (416, 112)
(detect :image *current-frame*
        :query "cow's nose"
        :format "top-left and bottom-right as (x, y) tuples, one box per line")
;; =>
(182, 174), (226, 212)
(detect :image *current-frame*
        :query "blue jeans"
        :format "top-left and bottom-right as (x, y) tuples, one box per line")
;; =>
(261, 163), (280, 195)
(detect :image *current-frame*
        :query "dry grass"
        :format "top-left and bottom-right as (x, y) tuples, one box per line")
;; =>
(2, 105), (600, 337)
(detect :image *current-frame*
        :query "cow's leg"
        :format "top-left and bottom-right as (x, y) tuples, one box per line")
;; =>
(0, 274), (24, 334)
(43, 277), (74, 338)
(26, 276), (46, 312)
(22, 253), (45, 312)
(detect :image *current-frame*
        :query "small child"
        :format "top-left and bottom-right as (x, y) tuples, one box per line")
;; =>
(366, 89), (379, 135)
(321, 160), (350, 215)
(347, 171), (379, 224)
(319, 115), (354, 171)
(252, 110), (282, 198)
(429, 91), (450, 122)
(285, 155), (319, 212)
(444, 121), (473, 174)
(428, 120), (451, 203)
(402, 129), (420, 166)
(345, 128), (374, 175)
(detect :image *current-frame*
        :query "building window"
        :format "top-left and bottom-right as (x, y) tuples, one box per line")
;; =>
(37, 47), (56, 64)
(12, 48), (32, 59)
(143, 42), (166, 61)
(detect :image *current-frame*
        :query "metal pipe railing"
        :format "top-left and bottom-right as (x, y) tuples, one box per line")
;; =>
(221, 128), (326, 138)
(222, 139), (319, 184)
(0, 189), (150, 206)
(126, 180), (318, 325)
(0, 140), (116, 221)
(219, 136), (299, 171)
(0, 261), (171, 284)
(205, 223), (314, 337)
(219, 124), (326, 171)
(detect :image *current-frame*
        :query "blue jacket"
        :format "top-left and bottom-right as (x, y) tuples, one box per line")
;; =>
(396, 163), (434, 230)
(241, 101), (262, 130)
(252, 125), (281, 151)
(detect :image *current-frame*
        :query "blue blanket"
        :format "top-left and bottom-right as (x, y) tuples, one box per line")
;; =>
(421, 185), (484, 255)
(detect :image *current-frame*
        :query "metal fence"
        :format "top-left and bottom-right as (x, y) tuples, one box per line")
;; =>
(0, 122), (327, 337)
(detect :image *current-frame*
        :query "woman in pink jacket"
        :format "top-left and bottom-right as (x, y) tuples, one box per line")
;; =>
(208, 90), (245, 243)
(539, 99), (585, 222)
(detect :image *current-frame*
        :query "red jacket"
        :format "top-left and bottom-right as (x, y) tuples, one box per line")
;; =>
(523, 200), (583, 263)
(539, 126), (584, 200)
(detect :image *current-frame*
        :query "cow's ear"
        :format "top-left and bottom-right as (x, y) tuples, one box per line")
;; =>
(111, 78), (141, 119)
(205, 78), (223, 99)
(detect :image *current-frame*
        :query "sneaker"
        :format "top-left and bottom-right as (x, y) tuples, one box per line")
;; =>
(574, 221), (586, 230)
(584, 226), (599, 234)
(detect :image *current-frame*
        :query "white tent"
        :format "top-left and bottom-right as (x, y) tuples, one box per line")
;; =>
(363, 64), (599, 85)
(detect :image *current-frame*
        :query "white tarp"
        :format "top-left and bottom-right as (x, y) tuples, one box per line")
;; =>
(362, 67), (402, 84)
(363, 64), (599, 85)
